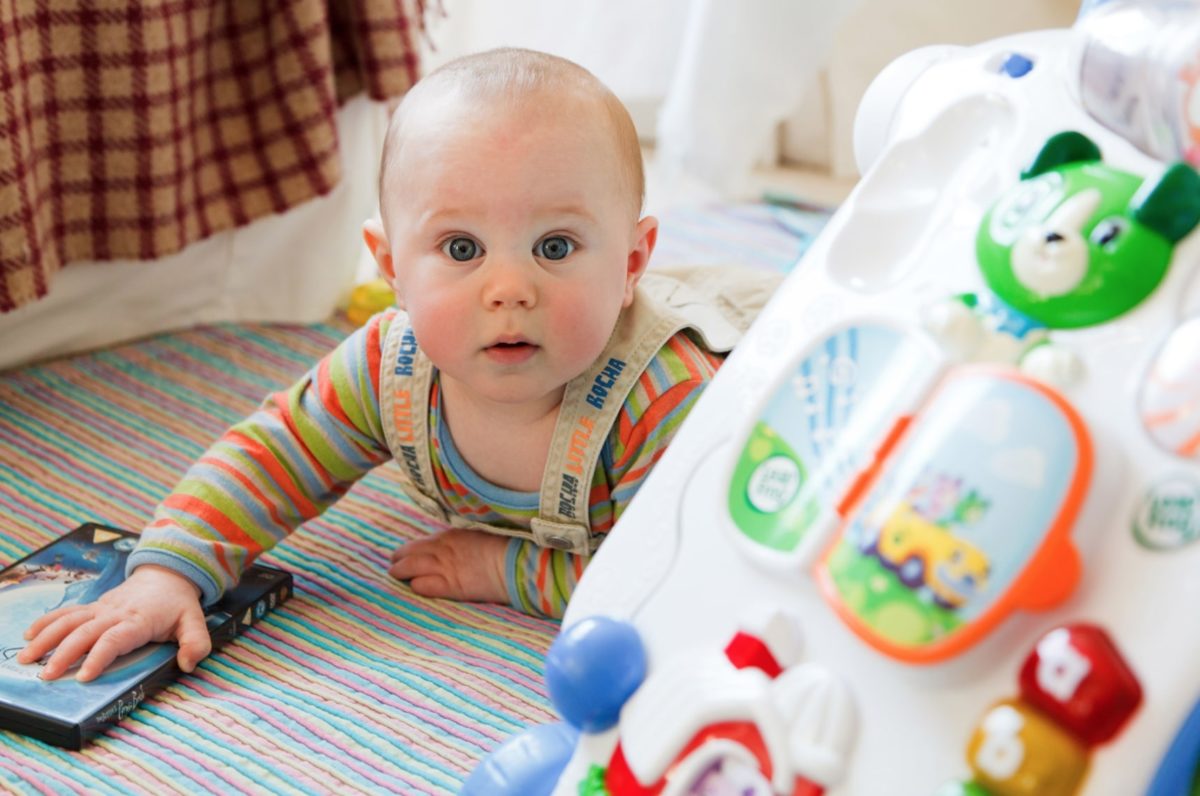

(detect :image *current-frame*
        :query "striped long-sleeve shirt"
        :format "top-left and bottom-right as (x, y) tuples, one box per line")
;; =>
(129, 308), (723, 618)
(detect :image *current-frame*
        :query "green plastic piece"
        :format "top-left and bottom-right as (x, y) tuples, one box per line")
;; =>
(934, 780), (994, 796)
(1020, 130), (1101, 179)
(727, 423), (817, 552)
(578, 764), (610, 796)
(977, 131), (1200, 329)
(1132, 162), (1200, 242)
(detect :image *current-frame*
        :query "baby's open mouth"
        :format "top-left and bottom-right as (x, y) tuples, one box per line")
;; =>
(485, 340), (538, 363)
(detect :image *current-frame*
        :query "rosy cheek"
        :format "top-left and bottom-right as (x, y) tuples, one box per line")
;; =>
(407, 293), (472, 363)
(546, 297), (615, 363)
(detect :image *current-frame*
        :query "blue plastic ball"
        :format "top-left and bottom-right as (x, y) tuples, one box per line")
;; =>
(545, 616), (647, 733)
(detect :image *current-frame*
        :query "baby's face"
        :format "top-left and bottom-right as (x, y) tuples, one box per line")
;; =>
(381, 92), (649, 410)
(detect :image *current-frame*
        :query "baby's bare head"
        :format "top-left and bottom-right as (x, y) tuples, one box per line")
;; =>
(378, 48), (644, 227)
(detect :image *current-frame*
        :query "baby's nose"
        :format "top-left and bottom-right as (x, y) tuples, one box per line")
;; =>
(482, 257), (537, 308)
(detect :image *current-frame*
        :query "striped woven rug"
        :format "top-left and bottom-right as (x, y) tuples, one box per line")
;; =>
(0, 202), (827, 795)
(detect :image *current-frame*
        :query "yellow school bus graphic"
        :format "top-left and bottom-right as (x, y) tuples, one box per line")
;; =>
(869, 501), (991, 609)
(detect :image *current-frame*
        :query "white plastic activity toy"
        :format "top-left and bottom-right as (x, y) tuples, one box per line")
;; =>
(466, 6), (1200, 795)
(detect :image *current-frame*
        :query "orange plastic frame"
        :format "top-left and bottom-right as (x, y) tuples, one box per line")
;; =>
(814, 365), (1094, 665)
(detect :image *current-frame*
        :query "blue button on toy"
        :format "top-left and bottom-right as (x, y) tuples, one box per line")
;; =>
(1000, 53), (1034, 78)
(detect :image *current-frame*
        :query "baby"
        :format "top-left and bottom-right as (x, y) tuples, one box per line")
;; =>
(21, 48), (778, 681)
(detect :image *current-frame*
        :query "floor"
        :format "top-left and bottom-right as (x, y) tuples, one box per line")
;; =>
(744, 161), (858, 210)
(642, 148), (858, 217)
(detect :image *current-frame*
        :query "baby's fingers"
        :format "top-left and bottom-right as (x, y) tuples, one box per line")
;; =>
(390, 538), (431, 564)
(17, 607), (95, 666)
(388, 545), (438, 581)
(40, 615), (140, 681)
(389, 548), (456, 598)
(75, 619), (155, 683)
(23, 603), (89, 641)
(173, 607), (212, 673)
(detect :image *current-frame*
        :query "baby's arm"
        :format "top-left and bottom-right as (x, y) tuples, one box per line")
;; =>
(22, 313), (398, 678)
(505, 540), (583, 618)
(18, 565), (208, 681)
(131, 313), (397, 604)
(388, 533), (583, 619)
(386, 529), (581, 617)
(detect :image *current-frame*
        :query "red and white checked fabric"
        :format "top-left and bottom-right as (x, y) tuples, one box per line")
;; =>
(0, 0), (426, 312)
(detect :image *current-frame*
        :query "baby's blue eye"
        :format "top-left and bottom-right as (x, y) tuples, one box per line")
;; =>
(534, 236), (575, 261)
(443, 237), (480, 261)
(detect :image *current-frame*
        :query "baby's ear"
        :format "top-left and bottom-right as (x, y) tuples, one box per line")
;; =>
(624, 216), (659, 306)
(362, 218), (395, 281)
(362, 218), (406, 309)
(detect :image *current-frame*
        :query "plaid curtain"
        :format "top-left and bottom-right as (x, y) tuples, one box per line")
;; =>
(0, 0), (426, 312)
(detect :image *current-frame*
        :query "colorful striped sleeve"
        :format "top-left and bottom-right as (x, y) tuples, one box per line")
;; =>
(604, 332), (723, 519)
(127, 311), (397, 604)
(504, 331), (723, 619)
(504, 538), (584, 618)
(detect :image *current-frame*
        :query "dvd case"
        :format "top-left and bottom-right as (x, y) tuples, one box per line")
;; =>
(0, 523), (292, 749)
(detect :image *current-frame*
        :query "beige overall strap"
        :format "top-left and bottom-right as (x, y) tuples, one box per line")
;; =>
(377, 266), (782, 548)
(378, 317), (447, 522)
(530, 266), (782, 554)
(531, 288), (693, 555)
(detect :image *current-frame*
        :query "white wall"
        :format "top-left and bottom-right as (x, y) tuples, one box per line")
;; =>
(420, 0), (691, 138)
(421, 0), (1082, 191)
(784, 0), (1080, 177)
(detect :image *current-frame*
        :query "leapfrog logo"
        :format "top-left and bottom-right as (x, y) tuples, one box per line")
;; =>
(1133, 475), (1200, 550)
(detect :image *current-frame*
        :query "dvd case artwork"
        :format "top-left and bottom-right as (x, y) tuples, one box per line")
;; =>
(0, 523), (292, 749)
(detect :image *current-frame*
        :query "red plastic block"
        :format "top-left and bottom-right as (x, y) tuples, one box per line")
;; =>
(1018, 624), (1143, 746)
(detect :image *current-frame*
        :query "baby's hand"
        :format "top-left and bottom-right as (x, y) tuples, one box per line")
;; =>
(18, 564), (210, 682)
(389, 528), (509, 605)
